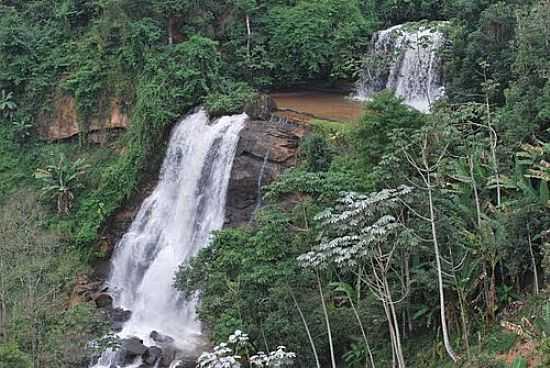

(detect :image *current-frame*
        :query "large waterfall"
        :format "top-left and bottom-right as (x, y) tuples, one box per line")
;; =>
(93, 110), (246, 368)
(355, 22), (446, 112)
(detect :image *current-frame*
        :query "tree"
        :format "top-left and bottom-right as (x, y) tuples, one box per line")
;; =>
(402, 122), (459, 362)
(0, 190), (103, 367)
(266, 0), (369, 82)
(298, 186), (414, 368)
(34, 154), (90, 215)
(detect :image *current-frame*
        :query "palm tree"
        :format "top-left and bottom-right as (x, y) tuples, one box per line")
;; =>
(34, 154), (90, 215)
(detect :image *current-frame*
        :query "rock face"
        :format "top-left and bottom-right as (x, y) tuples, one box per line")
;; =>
(225, 119), (308, 227)
(244, 94), (277, 121)
(38, 95), (129, 141)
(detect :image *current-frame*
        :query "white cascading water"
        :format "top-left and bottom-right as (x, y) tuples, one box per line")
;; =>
(93, 110), (246, 367)
(355, 23), (446, 112)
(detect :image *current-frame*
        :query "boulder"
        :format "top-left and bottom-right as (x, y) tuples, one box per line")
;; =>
(143, 346), (162, 365)
(94, 292), (113, 309)
(150, 330), (174, 345)
(121, 337), (147, 356)
(111, 307), (132, 322)
(244, 95), (277, 120)
(159, 346), (177, 367)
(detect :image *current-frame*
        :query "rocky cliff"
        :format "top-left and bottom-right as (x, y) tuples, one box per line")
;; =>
(38, 95), (129, 141)
(225, 118), (308, 226)
(90, 113), (307, 280)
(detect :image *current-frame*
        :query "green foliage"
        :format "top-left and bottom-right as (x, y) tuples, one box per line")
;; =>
(509, 357), (527, 368)
(10, 119), (33, 144)
(2, 0), (550, 366)
(0, 90), (16, 119)
(356, 91), (424, 166)
(310, 119), (356, 146)
(205, 81), (257, 117)
(0, 191), (105, 367)
(266, 0), (370, 82)
(300, 134), (333, 172)
(485, 330), (517, 355)
(0, 344), (31, 368)
(176, 208), (347, 366)
(34, 154), (90, 215)
(264, 169), (363, 202)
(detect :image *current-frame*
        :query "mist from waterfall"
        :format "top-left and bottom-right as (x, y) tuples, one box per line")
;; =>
(93, 110), (246, 367)
(355, 23), (446, 112)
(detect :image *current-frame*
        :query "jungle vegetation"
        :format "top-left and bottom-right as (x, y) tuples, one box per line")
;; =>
(0, 0), (548, 367)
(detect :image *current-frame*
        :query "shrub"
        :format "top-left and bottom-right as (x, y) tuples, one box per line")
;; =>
(205, 81), (257, 117)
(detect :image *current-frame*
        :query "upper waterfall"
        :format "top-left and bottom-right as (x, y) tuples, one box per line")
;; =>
(355, 22), (447, 112)
(93, 110), (246, 368)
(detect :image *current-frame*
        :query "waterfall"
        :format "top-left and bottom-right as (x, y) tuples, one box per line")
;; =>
(92, 109), (246, 367)
(355, 22), (446, 112)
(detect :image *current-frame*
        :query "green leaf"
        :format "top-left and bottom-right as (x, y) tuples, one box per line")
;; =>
(510, 356), (527, 368)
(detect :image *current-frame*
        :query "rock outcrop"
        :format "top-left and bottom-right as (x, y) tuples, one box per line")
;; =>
(225, 119), (308, 227)
(38, 95), (129, 141)
(244, 94), (277, 121)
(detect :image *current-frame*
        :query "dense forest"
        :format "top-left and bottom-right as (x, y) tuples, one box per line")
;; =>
(0, 0), (549, 367)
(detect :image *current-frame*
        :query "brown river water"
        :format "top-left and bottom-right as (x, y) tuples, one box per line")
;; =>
(271, 91), (364, 122)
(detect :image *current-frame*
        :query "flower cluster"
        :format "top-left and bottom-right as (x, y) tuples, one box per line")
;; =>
(249, 346), (296, 367)
(197, 331), (296, 368)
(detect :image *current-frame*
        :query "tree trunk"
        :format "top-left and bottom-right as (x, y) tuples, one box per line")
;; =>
(384, 277), (406, 368)
(168, 16), (175, 45)
(0, 258), (6, 342)
(245, 14), (252, 56)
(289, 288), (321, 368)
(338, 271), (376, 368)
(427, 173), (459, 362)
(382, 300), (399, 368)
(527, 225), (540, 295)
(457, 288), (470, 357)
(317, 272), (337, 368)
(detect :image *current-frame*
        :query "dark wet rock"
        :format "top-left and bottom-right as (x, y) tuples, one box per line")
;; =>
(244, 94), (277, 121)
(159, 346), (177, 367)
(111, 307), (132, 322)
(225, 119), (308, 227)
(150, 330), (175, 345)
(143, 346), (162, 365)
(121, 337), (147, 356)
(112, 321), (124, 332)
(94, 292), (113, 309)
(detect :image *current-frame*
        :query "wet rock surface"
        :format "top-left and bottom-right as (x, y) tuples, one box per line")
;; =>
(150, 330), (175, 345)
(121, 337), (148, 356)
(143, 346), (162, 365)
(225, 118), (308, 227)
(97, 335), (196, 368)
